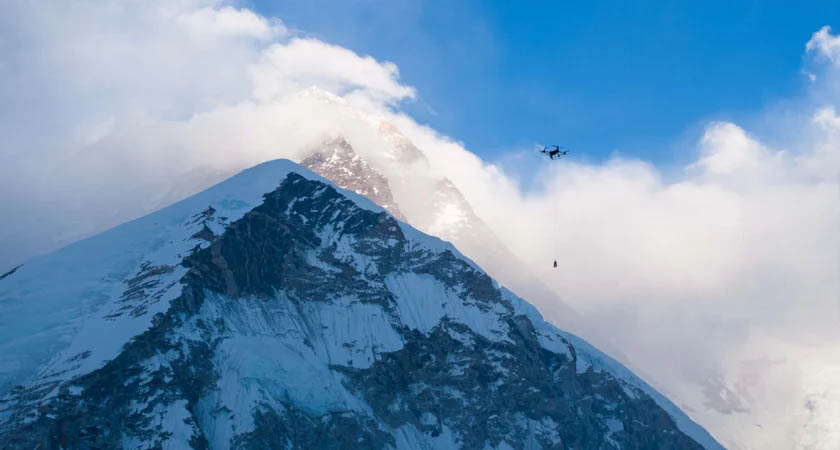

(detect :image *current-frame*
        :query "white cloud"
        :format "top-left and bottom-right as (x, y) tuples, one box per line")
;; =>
(695, 122), (764, 175)
(815, 105), (840, 130)
(807, 26), (840, 65)
(0, 2), (838, 449)
(250, 38), (415, 105)
(177, 6), (285, 40)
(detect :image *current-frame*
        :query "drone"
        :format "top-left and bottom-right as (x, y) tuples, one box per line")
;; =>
(540, 145), (569, 160)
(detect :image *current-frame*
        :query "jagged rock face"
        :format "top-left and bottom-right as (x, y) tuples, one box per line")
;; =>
(301, 137), (407, 221)
(0, 166), (719, 449)
(339, 318), (702, 450)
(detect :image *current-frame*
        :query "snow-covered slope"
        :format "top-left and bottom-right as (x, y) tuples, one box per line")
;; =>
(0, 160), (722, 449)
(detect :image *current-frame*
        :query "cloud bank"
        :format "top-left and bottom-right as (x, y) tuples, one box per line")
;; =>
(0, 2), (838, 449)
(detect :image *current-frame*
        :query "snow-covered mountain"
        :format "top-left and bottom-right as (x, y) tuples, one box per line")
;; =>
(0, 160), (722, 449)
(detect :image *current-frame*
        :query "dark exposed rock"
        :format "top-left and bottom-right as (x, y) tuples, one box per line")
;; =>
(232, 405), (394, 450)
(191, 225), (217, 242)
(337, 318), (703, 450)
(0, 264), (21, 281)
(106, 261), (176, 320)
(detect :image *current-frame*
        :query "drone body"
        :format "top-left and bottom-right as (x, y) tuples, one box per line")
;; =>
(540, 145), (569, 160)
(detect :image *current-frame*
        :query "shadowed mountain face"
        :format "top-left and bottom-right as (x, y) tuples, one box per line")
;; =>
(0, 162), (721, 449)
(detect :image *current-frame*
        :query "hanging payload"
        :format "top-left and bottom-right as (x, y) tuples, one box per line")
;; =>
(540, 145), (571, 268)
(540, 145), (569, 160)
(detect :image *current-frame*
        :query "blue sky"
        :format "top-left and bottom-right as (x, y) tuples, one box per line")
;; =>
(253, 0), (839, 164)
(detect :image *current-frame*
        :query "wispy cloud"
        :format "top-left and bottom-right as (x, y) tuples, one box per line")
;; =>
(176, 5), (287, 40)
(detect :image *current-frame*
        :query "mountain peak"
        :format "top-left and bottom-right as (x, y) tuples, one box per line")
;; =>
(301, 136), (407, 221)
(295, 85), (347, 105)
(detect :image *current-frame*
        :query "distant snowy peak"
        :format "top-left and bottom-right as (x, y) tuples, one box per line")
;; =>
(301, 136), (407, 221)
(377, 121), (426, 165)
(295, 85), (347, 105)
(426, 177), (487, 241)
